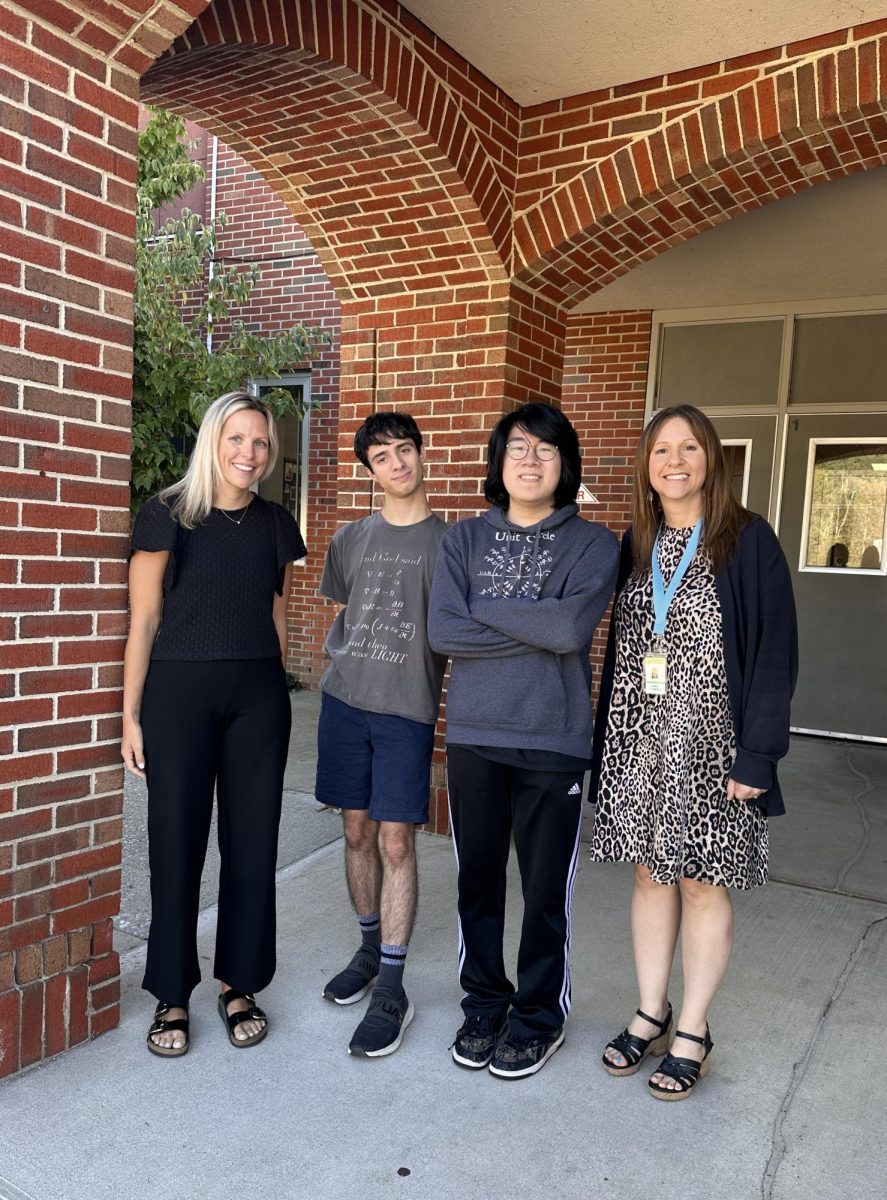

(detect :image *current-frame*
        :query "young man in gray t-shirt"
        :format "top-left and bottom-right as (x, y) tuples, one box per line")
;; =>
(316, 411), (446, 1056)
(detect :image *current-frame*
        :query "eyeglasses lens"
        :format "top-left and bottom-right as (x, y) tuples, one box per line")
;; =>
(505, 441), (557, 461)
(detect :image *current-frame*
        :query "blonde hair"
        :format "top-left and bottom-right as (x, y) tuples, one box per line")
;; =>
(160, 391), (279, 528)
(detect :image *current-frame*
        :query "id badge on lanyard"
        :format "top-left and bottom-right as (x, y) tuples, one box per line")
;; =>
(645, 518), (702, 697)
(643, 642), (667, 696)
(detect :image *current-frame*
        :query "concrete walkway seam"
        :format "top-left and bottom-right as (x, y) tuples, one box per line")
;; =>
(760, 910), (887, 1199)
(0, 1176), (39, 1200)
(834, 746), (876, 893)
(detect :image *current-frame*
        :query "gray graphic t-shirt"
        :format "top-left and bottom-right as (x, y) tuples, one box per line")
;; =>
(319, 512), (448, 725)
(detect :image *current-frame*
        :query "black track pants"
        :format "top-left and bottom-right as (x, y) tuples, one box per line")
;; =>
(446, 746), (584, 1038)
(140, 658), (291, 1005)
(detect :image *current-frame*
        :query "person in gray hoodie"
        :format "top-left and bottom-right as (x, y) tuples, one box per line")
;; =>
(428, 402), (618, 1079)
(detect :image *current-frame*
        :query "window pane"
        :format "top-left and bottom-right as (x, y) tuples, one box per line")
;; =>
(254, 378), (309, 531)
(721, 443), (748, 504)
(657, 321), (783, 408)
(279, 414), (304, 520)
(791, 314), (887, 405)
(804, 442), (887, 569)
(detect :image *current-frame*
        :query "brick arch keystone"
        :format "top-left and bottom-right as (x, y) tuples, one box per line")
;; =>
(144, 0), (518, 264)
(141, 43), (507, 304)
(514, 37), (887, 308)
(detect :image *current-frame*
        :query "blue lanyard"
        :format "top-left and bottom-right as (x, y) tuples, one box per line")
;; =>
(651, 518), (702, 637)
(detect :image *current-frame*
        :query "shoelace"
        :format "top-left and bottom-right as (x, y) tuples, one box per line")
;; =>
(453, 1015), (498, 1048)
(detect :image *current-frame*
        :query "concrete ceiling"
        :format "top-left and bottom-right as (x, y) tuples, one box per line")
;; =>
(400, 1), (887, 104)
(574, 165), (887, 313)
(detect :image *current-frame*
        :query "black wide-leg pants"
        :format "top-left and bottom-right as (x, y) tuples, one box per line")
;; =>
(140, 658), (291, 1006)
(446, 746), (584, 1038)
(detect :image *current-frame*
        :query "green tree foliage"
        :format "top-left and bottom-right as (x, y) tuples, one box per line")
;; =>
(133, 108), (330, 507)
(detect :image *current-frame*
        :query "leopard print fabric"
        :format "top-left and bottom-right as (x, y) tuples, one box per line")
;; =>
(590, 525), (768, 890)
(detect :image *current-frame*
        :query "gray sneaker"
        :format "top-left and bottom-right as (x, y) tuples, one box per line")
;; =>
(322, 945), (379, 1005)
(348, 986), (414, 1057)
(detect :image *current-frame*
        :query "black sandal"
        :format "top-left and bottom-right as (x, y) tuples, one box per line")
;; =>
(218, 988), (268, 1048)
(602, 1002), (672, 1076)
(147, 1002), (189, 1058)
(648, 1025), (713, 1100)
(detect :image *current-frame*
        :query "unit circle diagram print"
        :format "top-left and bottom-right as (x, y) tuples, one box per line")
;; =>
(479, 532), (554, 599)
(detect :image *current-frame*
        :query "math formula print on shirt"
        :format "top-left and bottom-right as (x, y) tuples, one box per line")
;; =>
(334, 549), (423, 666)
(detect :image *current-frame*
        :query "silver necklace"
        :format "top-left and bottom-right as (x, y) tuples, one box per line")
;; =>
(217, 501), (252, 526)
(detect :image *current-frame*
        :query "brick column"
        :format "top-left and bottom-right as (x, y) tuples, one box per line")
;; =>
(325, 281), (569, 831)
(561, 310), (652, 531)
(0, 12), (140, 1076)
(560, 309), (652, 702)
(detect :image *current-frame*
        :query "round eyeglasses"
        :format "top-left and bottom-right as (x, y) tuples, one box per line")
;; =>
(505, 439), (559, 462)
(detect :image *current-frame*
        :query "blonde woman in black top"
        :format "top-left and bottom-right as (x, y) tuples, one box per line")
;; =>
(122, 391), (306, 1057)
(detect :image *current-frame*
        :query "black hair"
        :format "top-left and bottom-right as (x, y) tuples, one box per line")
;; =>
(353, 410), (423, 470)
(484, 402), (582, 509)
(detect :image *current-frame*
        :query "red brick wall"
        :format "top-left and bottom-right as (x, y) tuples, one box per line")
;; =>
(561, 311), (653, 701)
(0, 14), (136, 1078)
(562, 311), (653, 532)
(516, 24), (887, 212)
(0, 0), (208, 1079)
(142, 41), (508, 308)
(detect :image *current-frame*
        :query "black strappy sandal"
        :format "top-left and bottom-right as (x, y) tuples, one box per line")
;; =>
(147, 1002), (189, 1058)
(602, 1003), (672, 1076)
(218, 988), (268, 1048)
(648, 1025), (713, 1100)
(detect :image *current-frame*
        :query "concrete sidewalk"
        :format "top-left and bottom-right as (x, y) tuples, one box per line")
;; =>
(1, 728), (885, 1200)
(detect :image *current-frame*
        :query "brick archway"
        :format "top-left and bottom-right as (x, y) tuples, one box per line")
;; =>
(139, 32), (565, 533)
(146, 0), (518, 263)
(513, 36), (887, 307)
(141, 43), (506, 304)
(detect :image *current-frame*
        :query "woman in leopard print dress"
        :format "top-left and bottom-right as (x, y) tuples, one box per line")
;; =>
(589, 405), (797, 1100)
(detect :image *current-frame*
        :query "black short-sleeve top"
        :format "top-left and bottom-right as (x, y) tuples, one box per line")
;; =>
(130, 494), (307, 661)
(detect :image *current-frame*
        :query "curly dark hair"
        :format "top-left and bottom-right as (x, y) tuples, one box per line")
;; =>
(354, 411), (423, 470)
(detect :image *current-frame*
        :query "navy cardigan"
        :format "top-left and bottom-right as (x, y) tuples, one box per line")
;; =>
(590, 516), (798, 817)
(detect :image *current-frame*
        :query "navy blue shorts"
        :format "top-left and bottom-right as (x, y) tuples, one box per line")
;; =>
(315, 693), (434, 824)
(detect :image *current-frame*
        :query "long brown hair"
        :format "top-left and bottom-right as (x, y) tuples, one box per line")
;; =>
(630, 404), (751, 573)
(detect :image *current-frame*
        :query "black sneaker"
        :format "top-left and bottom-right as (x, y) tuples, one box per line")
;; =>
(322, 945), (379, 1005)
(488, 1026), (564, 1078)
(451, 1012), (508, 1069)
(348, 986), (414, 1057)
